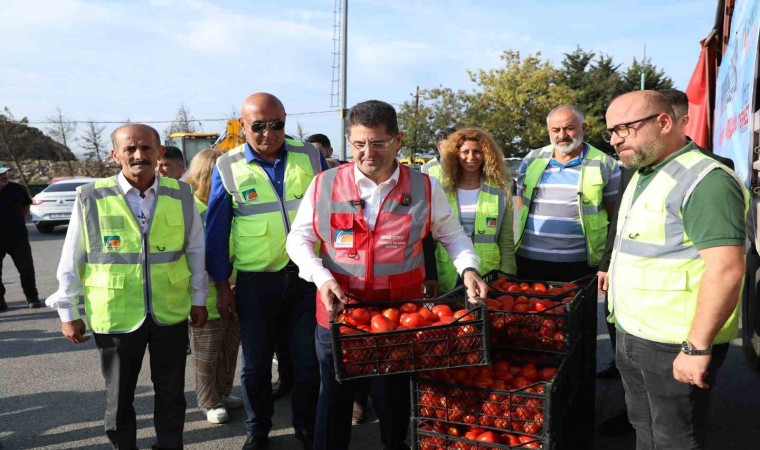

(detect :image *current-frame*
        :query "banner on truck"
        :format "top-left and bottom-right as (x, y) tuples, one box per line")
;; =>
(714, 0), (760, 187)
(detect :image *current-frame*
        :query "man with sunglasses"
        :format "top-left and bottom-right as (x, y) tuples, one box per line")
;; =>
(604, 90), (746, 449)
(205, 92), (329, 450)
(286, 99), (488, 450)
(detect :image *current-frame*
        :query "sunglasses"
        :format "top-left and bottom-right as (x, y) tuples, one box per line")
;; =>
(250, 120), (286, 133)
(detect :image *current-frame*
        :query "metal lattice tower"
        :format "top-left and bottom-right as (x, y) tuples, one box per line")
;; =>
(330, 0), (342, 108)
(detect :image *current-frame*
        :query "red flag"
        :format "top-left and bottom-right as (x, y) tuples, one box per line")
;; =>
(684, 43), (710, 149)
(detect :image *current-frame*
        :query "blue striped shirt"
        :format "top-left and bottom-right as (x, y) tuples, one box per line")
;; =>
(516, 145), (620, 262)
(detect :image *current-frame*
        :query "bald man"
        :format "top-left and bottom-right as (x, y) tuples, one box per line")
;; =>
(604, 90), (746, 449)
(205, 93), (328, 449)
(46, 124), (208, 449)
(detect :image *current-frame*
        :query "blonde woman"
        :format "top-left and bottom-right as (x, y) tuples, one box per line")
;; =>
(185, 148), (242, 424)
(435, 128), (517, 292)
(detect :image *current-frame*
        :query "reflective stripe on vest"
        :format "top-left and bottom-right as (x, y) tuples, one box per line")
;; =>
(516, 144), (611, 265)
(313, 163), (432, 327)
(435, 180), (506, 292)
(216, 140), (322, 272)
(608, 150), (748, 344)
(79, 176), (194, 333)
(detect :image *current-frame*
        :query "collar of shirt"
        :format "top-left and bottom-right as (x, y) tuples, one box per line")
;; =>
(116, 171), (158, 197)
(549, 143), (588, 168)
(244, 142), (286, 167)
(353, 162), (400, 190)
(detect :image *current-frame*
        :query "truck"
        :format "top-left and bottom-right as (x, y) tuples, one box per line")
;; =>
(687, 0), (760, 366)
(164, 120), (246, 167)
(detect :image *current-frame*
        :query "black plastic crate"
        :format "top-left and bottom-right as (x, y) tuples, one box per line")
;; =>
(411, 351), (574, 447)
(414, 419), (544, 449)
(483, 272), (595, 354)
(329, 291), (491, 382)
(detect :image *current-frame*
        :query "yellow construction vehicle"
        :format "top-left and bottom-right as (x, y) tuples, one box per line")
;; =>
(165, 120), (246, 166)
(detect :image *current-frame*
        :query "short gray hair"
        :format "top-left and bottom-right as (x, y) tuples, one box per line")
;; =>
(546, 104), (585, 125)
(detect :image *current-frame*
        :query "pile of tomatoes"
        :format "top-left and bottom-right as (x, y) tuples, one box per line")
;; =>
(483, 277), (579, 353)
(335, 301), (487, 377)
(415, 359), (557, 438)
(418, 421), (542, 449)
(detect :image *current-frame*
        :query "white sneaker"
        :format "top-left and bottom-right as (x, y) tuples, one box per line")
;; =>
(221, 394), (244, 409)
(203, 405), (229, 424)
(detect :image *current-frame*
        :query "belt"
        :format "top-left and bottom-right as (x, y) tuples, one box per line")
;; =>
(281, 261), (300, 273)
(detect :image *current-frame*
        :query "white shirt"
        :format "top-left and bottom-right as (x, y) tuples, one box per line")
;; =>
(286, 163), (480, 290)
(456, 188), (480, 236)
(45, 173), (209, 323)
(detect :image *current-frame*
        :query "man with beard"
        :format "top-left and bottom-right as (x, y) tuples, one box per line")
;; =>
(515, 104), (620, 282)
(604, 90), (745, 449)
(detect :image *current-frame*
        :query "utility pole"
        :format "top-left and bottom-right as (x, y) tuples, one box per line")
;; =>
(411, 86), (422, 167)
(338, 0), (348, 160)
(640, 42), (647, 90)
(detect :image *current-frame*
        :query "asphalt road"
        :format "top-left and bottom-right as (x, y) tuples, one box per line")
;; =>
(1, 224), (759, 449)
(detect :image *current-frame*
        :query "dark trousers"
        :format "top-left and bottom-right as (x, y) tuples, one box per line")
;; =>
(94, 316), (188, 450)
(516, 254), (596, 283)
(235, 270), (319, 438)
(0, 237), (38, 301)
(616, 331), (729, 450)
(274, 313), (294, 384)
(314, 325), (410, 450)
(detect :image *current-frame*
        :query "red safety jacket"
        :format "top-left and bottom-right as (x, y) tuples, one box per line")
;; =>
(312, 163), (432, 327)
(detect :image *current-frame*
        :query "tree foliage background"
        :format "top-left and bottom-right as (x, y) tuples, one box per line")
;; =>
(397, 47), (674, 158)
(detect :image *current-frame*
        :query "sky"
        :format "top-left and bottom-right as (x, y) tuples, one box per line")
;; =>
(1, 0), (719, 159)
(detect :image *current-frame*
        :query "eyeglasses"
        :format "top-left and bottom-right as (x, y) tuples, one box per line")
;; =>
(350, 136), (397, 151)
(602, 114), (660, 142)
(250, 120), (286, 133)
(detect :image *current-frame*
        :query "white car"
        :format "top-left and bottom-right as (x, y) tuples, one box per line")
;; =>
(30, 178), (99, 233)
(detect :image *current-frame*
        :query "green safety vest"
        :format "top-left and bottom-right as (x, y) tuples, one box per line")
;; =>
(216, 140), (322, 272)
(421, 158), (443, 181)
(516, 144), (612, 266)
(195, 197), (219, 321)
(79, 176), (195, 333)
(608, 150), (748, 344)
(435, 180), (508, 292)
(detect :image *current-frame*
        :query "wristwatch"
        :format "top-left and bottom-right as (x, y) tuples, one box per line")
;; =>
(681, 340), (711, 356)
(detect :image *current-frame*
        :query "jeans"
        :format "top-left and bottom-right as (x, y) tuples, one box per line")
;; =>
(314, 325), (410, 450)
(94, 316), (188, 450)
(235, 269), (319, 438)
(616, 331), (729, 450)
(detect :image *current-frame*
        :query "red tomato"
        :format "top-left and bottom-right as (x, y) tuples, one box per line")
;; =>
(400, 312), (423, 328)
(513, 303), (530, 313)
(476, 431), (497, 443)
(539, 366), (558, 381)
(370, 314), (396, 333)
(418, 307), (436, 323)
(349, 308), (371, 325)
(399, 302), (419, 314)
(453, 309), (472, 320)
(432, 304), (454, 319)
(518, 435), (541, 448)
(382, 307), (401, 325)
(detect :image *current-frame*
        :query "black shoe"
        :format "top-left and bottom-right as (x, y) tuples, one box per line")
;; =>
(598, 410), (634, 436)
(271, 379), (293, 399)
(27, 299), (41, 309)
(295, 429), (314, 450)
(0, 297), (7, 312)
(243, 435), (269, 450)
(596, 362), (620, 379)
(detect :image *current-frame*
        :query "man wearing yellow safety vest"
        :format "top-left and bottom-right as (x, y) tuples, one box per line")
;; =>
(516, 104), (620, 282)
(605, 90), (747, 449)
(420, 127), (455, 181)
(46, 124), (209, 450)
(205, 93), (328, 450)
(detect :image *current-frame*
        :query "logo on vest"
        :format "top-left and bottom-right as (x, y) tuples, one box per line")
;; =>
(333, 230), (354, 248)
(241, 188), (258, 201)
(104, 235), (121, 250)
(486, 217), (497, 227)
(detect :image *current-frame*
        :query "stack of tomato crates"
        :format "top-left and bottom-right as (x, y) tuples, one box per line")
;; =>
(408, 271), (598, 449)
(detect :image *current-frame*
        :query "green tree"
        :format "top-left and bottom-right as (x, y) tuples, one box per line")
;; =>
(469, 51), (578, 156)
(620, 57), (674, 92)
(397, 87), (473, 157)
